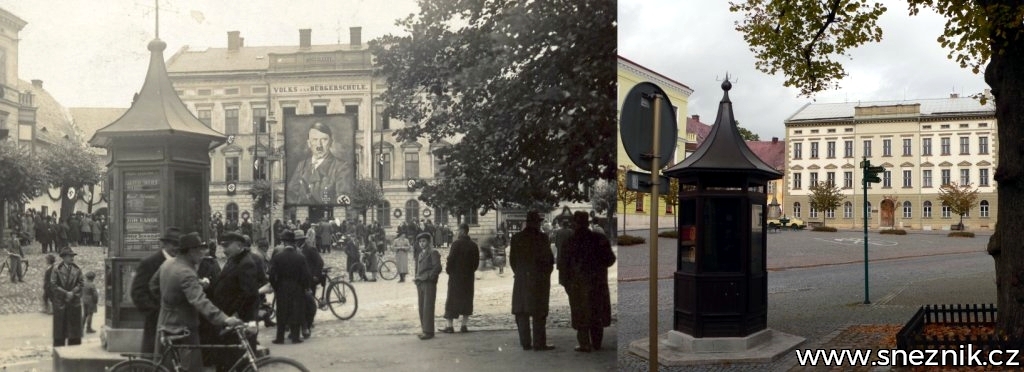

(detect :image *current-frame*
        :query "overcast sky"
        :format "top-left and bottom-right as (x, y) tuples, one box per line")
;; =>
(1, 0), (418, 108)
(619, 0), (990, 140)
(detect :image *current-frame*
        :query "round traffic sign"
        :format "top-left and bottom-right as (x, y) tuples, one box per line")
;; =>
(620, 82), (678, 171)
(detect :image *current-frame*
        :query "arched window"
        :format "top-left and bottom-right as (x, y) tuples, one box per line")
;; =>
(980, 200), (990, 218)
(434, 207), (449, 225)
(866, 202), (872, 218)
(923, 201), (932, 218)
(902, 201), (912, 219)
(405, 199), (419, 224)
(376, 200), (391, 227)
(226, 203), (239, 224)
(843, 201), (853, 219)
(793, 202), (801, 218)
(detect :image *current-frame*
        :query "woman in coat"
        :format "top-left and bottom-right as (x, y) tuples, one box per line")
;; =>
(269, 231), (313, 344)
(441, 224), (479, 333)
(393, 232), (411, 283)
(51, 248), (84, 347)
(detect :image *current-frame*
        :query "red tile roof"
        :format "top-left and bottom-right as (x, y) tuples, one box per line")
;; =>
(687, 115), (712, 146)
(745, 139), (786, 171)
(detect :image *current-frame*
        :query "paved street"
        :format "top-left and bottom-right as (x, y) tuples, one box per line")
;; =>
(617, 228), (997, 371)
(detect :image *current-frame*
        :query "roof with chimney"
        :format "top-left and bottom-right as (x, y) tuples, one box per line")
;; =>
(17, 79), (78, 146)
(90, 38), (226, 148)
(686, 115), (712, 146)
(745, 138), (785, 171)
(166, 29), (368, 73)
(786, 96), (994, 123)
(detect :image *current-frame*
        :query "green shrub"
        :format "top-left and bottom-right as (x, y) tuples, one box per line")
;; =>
(812, 226), (838, 232)
(948, 231), (975, 238)
(617, 235), (646, 245)
(879, 229), (907, 235)
(658, 230), (678, 238)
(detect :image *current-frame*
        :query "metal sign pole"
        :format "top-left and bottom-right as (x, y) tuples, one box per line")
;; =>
(649, 94), (662, 371)
(862, 158), (870, 305)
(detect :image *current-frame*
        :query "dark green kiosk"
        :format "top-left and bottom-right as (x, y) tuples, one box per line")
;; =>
(89, 36), (225, 352)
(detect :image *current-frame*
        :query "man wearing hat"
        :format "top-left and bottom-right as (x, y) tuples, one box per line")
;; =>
(297, 232), (323, 339)
(51, 247), (84, 347)
(268, 230), (313, 344)
(561, 211), (616, 352)
(509, 210), (556, 351)
(130, 227), (181, 356)
(211, 231), (262, 371)
(150, 232), (243, 371)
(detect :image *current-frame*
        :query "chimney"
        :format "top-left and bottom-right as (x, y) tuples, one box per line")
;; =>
(31, 79), (43, 89)
(772, 137), (778, 143)
(691, 114), (699, 121)
(950, 93), (959, 98)
(299, 29), (312, 49)
(350, 27), (362, 47)
(227, 31), (241, 51)
(239, 37), (244, 47)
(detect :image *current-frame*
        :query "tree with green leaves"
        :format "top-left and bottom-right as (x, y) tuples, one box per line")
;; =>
(40, 140), (103, 220)
(371, 0), (616, 214)
(807, 181), (845, 227)
(730, 0), (1024, 339)
(937, 182), (980, 231)
(0, 142), (47, 239)
(735, 121), (761, 141)
(616, 165), (639, 234)
(590, 178), (616, 219)
(349, 179), (386, 221)
(659, 177), (681, 228)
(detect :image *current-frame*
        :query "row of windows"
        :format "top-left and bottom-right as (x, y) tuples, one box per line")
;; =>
(792, 123), (990, 136)
(792, 200), (991, 219)
(791, 168), (991, 190)
(221, 150), (441, 183)
(792, 136), (991, 159)
(222, 200), (474, 227)
(191, 104), (395, 134)
(179, 86), (267, 97)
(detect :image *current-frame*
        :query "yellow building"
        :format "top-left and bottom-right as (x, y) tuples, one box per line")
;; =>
(617, 56), (692, 228)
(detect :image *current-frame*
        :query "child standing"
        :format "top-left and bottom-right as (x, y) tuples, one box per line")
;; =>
(81, 271), (99, 333)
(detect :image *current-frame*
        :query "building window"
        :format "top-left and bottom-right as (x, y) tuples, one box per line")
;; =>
(376, 200), (391, 227)
(978, 136), (989, 154)
(253, 108), (267, 133)
(922, 138), (932, 156)
(254, 157), (267, 180)
(923, 125), (932, 130)
(345, 105), (360, 130)
(198, 89), (212, 96)
(809, 206), (818, 219)
(979, 123), (988, 128)
(375, 105), (390, 130)
(380, 153), (392, 181)
(224, 108), (239, 134)
(941, 203), (951, 218)
(980, 168), (989, 187)
(226, 203), (239, 223)
(793, 202), (801, 218)
(313, 105), (328, 115)
(825, 208), (834, 219)
(845, 128), (854, 133)
(793, 173), (802, 190)
(863, 140), (872, 157)
(767, 181), (775, 195)
(923, 201), (932, 218)
(405, 152), (420, 179)
(903, 201), (912, 219)
(636, 193), (644, 212)
(960, 169), (970, 185)
(405, 200), (420, 224)
(903, 139), (912, 156)
(941, 137), (951, 155)
(941, 124), (950, 129)
(198, 109), (212, 127)
(902, 170), (912, 188)
(844, 201), (853, 219)
(810, 142), (819, 158)
(923, 170), (933, 188)
(462, 208), (480, 226)
(827, 128), (836, 133)
(826, 172), (836, 187)
(224, 87), (239, 95)
(882, 139), (892, 156)
(809, 172), (818, 187)
(826, 141), (836, 158)
(252, 86), (267, 94)
(793, 143), (802, 159)
(959, 137), (970, 155)
(980, 200), (990, 218)
(941, 169), (951, 185)
(226, 157), (239, 183)
(843, 171), (853, 189)
(794, 130), (803, 134)
(882, 170), (892, 188)
(867, 202), (872, 218)
(844, 140), (854, 158)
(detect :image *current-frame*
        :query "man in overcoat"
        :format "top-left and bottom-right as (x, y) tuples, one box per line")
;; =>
(149, 233), (243, 371)
(130, 227), (181, 355)
(269, 230), (313, 344)
(211, 232), (262, 371)
(299, 234), (324, 338)
(561, 212), (616, 352)
(442, 224), (479, 333)
(510, 211), (555, 351)
(51, 247), (84, 347)
(414, 236), (442, 340)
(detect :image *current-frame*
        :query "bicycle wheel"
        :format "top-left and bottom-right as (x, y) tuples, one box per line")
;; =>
(326, 280), (357, 320)
(241, 356), (310, 372)
(378, 260), (398, 281)
(108, 359), (169, 372)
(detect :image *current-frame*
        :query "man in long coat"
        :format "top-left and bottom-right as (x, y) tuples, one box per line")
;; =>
(509, 211), (555, 351)
(414, 238), (442, 340)
(130, 227), (181, 355)
(561, 212), (616, 352)
(317, 218), (333, 254)
(211, 232), (261, 371)
(51, 247), (84, 347)
(299, 235), (324, 338)
(269, 230), (313, 344)
(442, 224), (479, 333)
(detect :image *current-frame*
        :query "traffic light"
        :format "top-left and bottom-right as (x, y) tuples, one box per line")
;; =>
(863, 165), (884, 184)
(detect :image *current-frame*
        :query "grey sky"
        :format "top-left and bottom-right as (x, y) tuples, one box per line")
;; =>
(1, 0), (419, 108)
(618, 0), (990, 140)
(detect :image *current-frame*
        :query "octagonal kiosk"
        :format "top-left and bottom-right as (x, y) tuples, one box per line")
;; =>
(89, 38), (225, 352)
(639, 79), (803, 365)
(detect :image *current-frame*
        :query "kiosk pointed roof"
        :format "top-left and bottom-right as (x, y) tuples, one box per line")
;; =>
(90, 38), (225, 148)
(665, 78), (782, 180)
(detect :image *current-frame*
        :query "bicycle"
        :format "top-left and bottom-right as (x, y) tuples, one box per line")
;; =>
(1, 252), (28, 282)
(270, 267), (357, 321)
(347, 249), (398, 282)
(108, 324), (308, 371)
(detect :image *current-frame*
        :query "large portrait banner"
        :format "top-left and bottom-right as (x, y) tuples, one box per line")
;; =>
(283, 113), (356, 206)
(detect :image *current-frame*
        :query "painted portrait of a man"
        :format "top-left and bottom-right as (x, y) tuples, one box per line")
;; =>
(284, 115), (356, 206)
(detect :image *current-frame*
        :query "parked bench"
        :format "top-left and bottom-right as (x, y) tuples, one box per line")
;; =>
(950, 223), (965, 231)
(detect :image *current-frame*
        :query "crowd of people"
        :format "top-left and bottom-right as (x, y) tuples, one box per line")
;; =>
(7, 209), (109, 253)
